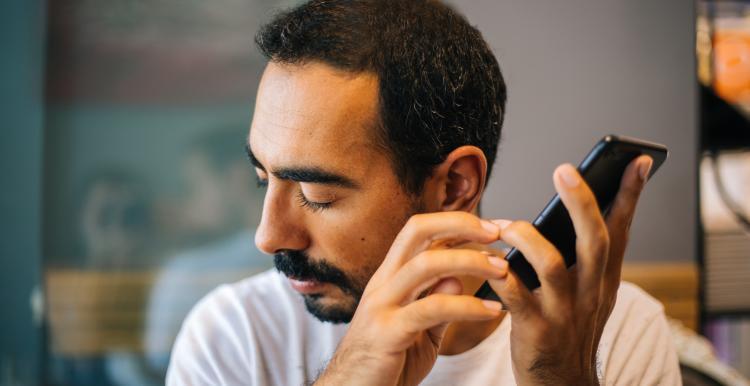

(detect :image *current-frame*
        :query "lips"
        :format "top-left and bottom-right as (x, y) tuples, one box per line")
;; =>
(288, 277), (326, 294)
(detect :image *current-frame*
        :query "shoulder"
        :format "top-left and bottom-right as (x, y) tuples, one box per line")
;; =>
(603, 280), (669, 347)
(612, 281), (665, 319)
(600, 281), (681, 385)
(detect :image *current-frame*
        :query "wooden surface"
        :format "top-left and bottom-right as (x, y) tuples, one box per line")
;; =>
(46, 263), (700, 356)
(621, 262), (699, 331)
(45, 269), (259, 356)
(46, 270), (155, 355)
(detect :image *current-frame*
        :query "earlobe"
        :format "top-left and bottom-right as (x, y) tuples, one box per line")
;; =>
(438, 146), (487, 212)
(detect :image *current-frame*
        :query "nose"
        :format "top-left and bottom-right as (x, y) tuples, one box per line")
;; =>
(254, 184), (309, 255)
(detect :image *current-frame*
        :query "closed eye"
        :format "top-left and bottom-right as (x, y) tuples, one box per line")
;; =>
(296, 190), (333, 212)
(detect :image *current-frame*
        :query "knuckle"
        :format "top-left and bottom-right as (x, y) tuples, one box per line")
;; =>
(400, 311), (424, 334)
(445, 211), (478, 232)
(448, 210), (472, 221)
(401, 214), (429, 242)
(580, 195), (600, 213)
(515, 220), (535, 232)
(415, 300), (439, 321)
(462, 212), (482, 228)
(405, 214), (426, 231)
(410, 252), (433, 274)
(504, 220), (533, 239)
(581, 289), (601, 307)
(411, 304), (427, 323)
(450, 210), (474, 221)
(593, 228), (610, 255)
(597, 223), (610, 240)
(538, 253), (566, 279)
(471, 251), (492, 267)
(602, 230), (611, 251)
(611, 210), (630, 231)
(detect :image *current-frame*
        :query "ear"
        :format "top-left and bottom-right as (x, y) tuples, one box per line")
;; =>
(425, 145), (488, 213)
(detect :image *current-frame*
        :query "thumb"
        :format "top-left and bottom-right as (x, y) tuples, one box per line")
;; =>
(490, 271), (539, 321)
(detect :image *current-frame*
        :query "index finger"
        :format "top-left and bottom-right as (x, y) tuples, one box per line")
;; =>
(553, 163), (610, 293)
(368, 212), (501, 288)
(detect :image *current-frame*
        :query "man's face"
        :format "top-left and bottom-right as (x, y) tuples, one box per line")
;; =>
(248, 62), (420, 323)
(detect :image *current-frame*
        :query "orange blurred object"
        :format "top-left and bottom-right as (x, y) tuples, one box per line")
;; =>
(714, 29), (750, 104)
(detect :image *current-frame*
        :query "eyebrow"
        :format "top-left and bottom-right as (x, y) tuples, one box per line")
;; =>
(245, 144), (360, 189)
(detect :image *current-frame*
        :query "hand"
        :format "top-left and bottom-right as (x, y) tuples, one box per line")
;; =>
(315, 212), (508, 386)
(489, 155), (654, 386)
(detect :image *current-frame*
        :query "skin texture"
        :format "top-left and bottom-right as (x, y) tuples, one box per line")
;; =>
(250, 62), (418, 317)
(249, 61), (653, 386)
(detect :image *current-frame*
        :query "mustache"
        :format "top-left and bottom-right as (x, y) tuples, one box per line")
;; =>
(273, 250), (360, 295)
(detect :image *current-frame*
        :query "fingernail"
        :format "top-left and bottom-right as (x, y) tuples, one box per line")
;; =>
(487, 255), (507, 269)
(480, 220), (499, 234)
(482, 300), (503, 312)
(639, 157), (653, 182)
(558, 164), (580, 188)
(491, 219), (511, 230)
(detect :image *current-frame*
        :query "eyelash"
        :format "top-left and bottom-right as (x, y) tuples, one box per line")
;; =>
(256, 177), (332, 212)
(296, 190), (333, 212)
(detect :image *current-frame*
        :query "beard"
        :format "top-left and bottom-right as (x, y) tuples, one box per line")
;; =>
(273, 197), (425, 324)
(274, 250), (366, 323)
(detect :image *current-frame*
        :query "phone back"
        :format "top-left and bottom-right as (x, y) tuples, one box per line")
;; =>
(476, 135), (667, 300)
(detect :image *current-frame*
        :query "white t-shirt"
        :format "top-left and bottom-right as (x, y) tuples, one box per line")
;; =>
(167, 270), (681, 385)
(144, 230), (268, 374)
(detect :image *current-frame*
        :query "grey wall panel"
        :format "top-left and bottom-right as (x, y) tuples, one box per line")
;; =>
(451, 1), (696, 262)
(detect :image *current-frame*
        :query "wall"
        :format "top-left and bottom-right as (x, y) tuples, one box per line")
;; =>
(0, 0), (45, 383)
(451, 0), (697, 262)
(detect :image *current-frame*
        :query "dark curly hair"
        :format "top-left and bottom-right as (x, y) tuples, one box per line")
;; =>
(255, 0), (506, 195)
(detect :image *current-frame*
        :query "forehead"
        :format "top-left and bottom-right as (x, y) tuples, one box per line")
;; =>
(249, 61), (382, 170)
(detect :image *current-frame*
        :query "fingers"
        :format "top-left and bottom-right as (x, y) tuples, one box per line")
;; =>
(604, 156), (652, 283)
(370, 212), (501, 287)
(429, 277), (463, 296)
(496, 220), (572, 316)
(399, 294), (503, 335)
(488, 270), (539, 320)
(423, 278), (466, 343)
(553, 164), (610, 296)
(380, 249), (508, 304)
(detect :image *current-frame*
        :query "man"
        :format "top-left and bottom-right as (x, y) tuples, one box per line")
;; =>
(167, 1), (680, 385)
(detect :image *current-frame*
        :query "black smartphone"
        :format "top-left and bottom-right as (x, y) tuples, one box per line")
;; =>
(474, 135), (668, 301)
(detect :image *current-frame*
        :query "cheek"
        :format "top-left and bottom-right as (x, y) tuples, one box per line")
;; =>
(312, 188), (415, 278)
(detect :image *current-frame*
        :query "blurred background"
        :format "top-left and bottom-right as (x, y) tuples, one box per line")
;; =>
(1, 0), (749, 385)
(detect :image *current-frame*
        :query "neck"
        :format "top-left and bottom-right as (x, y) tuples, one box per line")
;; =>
(437, 245), (506, 356)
